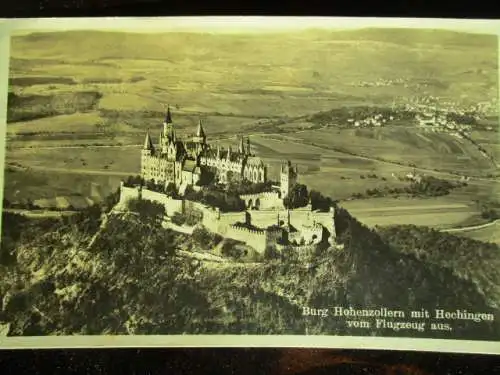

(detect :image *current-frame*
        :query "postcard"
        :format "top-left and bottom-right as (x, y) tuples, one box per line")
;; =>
(0, 16), (499, 354)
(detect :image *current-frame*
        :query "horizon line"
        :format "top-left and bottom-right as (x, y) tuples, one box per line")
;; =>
(2, 17), (499, 36)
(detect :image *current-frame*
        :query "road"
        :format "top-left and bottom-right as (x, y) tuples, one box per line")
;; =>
(7, 163), (135, 177)
(10, 144), (142, 150)
(3, 208), (78, 218)
(442, 219), (500, 233)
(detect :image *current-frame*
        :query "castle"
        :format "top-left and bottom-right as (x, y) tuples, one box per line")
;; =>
(120, 108), (338, 256)
(141, 106), (273, 195)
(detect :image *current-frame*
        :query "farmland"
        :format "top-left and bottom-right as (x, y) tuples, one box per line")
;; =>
(3, 28), (499, 237)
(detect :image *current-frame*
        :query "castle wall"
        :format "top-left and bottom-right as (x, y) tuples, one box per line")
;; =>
(246, 209), (312, 228)
(225, 225), (267, 253)
(311, 211), (337, 240)
(247, 208), (336, 242)
(200, 211), (246, 235)
(117, 184), (140, 209)
(240, 191), (284, 210)
(119, 182), (337, 253)
(141, 189), (184, 216)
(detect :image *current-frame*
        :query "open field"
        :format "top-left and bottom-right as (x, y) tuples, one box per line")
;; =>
(341, 196), (481, 230)
(274, 127), (497, 176)
(6, 145), (142, 173)
(453, 221), (500, 244)
(3, 167), (123, 204)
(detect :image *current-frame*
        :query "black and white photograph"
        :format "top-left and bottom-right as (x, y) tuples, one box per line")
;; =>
(0, 17), (499, 351)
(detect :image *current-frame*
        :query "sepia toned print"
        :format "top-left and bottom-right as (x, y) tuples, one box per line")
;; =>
(0, 17), (499, 351)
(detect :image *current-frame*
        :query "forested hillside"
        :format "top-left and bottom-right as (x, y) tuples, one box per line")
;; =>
(0, 200), (498, 339)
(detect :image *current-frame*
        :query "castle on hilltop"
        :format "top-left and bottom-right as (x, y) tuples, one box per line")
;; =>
(141, 106), (280, 195)
(117, 107), (339, 256)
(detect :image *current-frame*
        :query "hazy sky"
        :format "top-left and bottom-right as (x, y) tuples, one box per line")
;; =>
(2, 17), (499, 36)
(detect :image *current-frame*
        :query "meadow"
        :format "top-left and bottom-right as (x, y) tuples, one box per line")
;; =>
(454, 221), (500, 244)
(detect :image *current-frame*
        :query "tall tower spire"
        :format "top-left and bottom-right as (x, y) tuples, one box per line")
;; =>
(165, 104), (172, 124)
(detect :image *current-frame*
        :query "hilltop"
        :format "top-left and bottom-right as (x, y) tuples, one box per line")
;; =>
(1, 196), (499, 338)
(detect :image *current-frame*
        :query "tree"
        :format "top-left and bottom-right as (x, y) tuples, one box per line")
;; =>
(2, 198), (11, 208)
(283, 184), (309, 209)
(126, 199), (165, 225)
(192, 227), (222, 250)
(146, 179), (156, 191)
(165, 183), (177, 197)
(309, 190), (333, 212)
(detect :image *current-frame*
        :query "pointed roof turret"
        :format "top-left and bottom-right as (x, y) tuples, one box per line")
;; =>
(196, 119), (206, 139)
(164, 105), (172, 124)
(143, 130), (154, 150)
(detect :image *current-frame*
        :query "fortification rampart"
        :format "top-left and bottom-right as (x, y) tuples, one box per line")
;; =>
(118, 183), (336, 253)
(239, 191), (284, 210)
(224, 224), (283, 254)
(117, 184), (140, 208)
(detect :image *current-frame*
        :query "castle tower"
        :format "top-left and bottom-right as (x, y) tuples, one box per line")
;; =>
(193, 119), (207, 154)
(280, 160), (298, 199)
(246, 137), (251, 155)
(143, 130), (154, 153)
(163, 105), (175, 142)
(141, 130), (155, 179)
(239, 137), (245, 154)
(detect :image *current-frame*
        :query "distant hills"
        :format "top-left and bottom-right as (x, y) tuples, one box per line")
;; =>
(8, 27), (497, 115)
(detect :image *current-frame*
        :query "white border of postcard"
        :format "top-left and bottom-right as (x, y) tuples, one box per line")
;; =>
(0, 16), (499, 354)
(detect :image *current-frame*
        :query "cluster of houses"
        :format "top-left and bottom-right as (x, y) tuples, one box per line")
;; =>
(353, 77), (406, 87)
(347, 113), (395, 128)
(413, 106), (473, 136)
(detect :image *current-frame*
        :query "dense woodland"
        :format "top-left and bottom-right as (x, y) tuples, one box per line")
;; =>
(0, 192), (499, 338)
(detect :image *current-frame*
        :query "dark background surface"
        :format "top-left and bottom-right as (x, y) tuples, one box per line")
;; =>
(1, 0), (500, 374)
(0, 348), (500, 374)
(1, 0), (499, 18)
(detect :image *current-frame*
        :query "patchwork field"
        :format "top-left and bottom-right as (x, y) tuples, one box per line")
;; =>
(275, 127), (497, 176)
